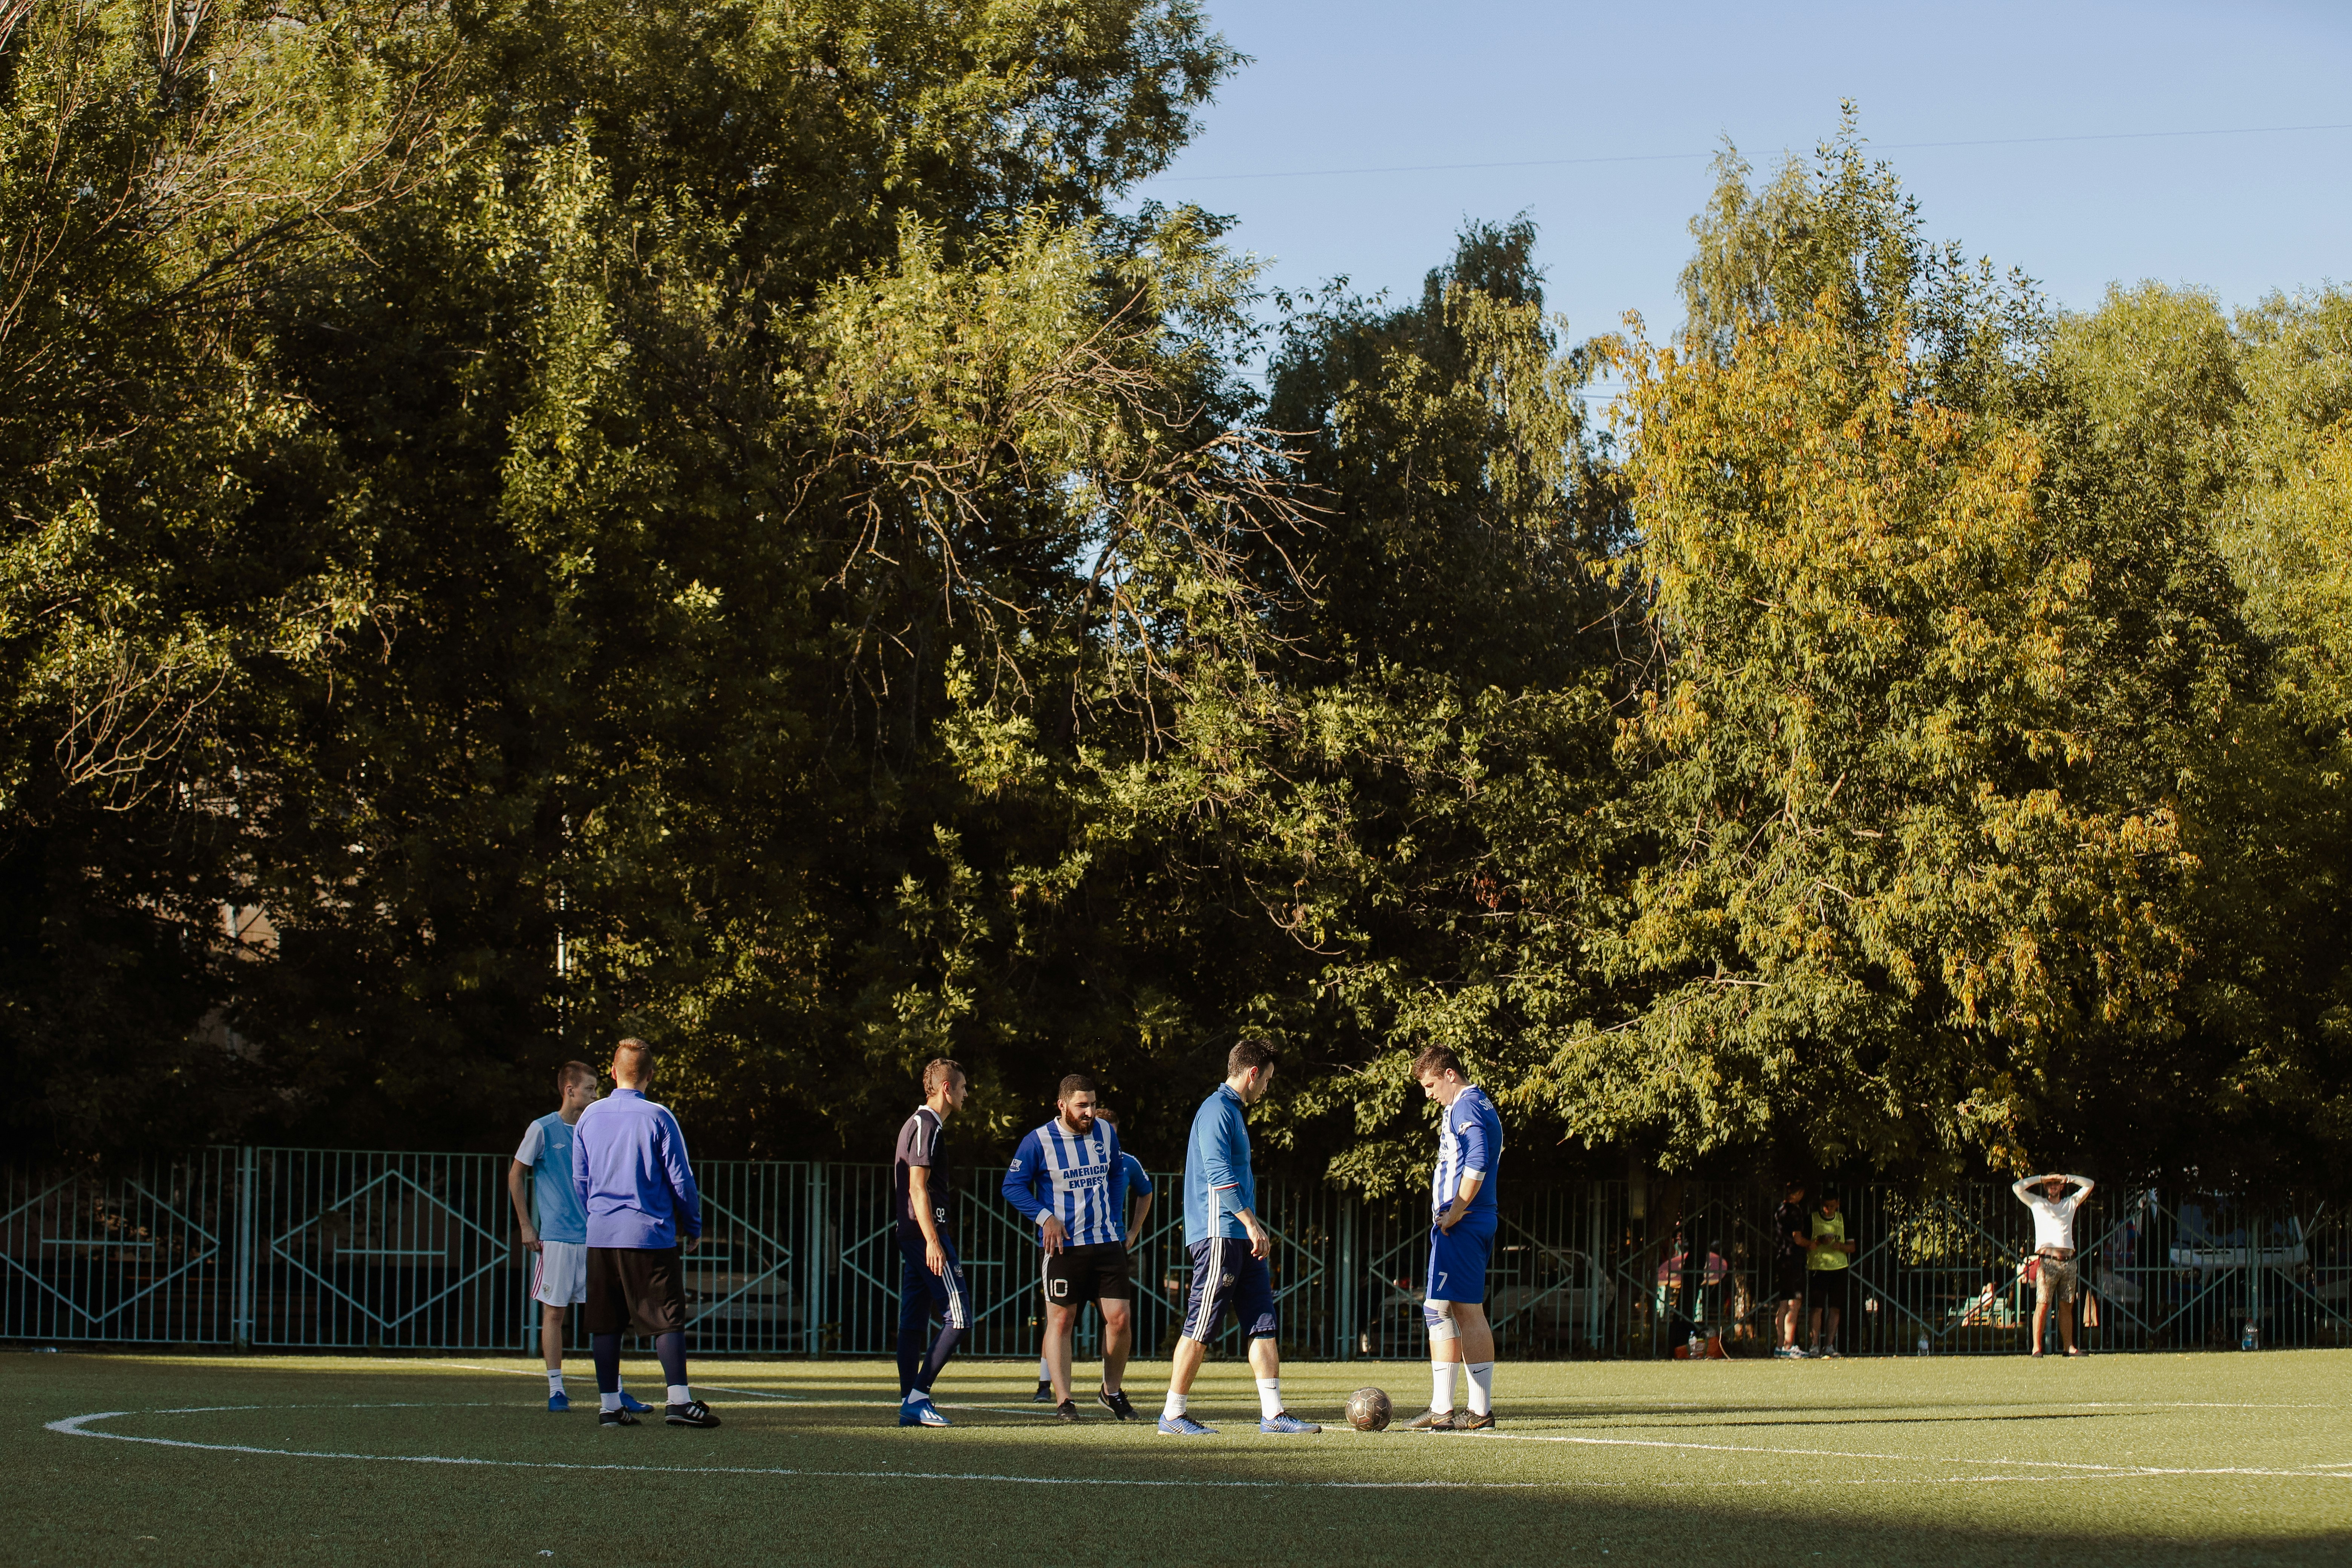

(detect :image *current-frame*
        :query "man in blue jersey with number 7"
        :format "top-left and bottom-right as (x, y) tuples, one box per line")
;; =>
(1406, 1044), (1502, 1431)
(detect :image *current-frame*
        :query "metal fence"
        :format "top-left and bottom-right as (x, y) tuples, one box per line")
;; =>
(7, 1150), (2349, 1358)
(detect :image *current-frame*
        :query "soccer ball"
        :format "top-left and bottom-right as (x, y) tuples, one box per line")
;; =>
(1345, 1386), (1392, 1431)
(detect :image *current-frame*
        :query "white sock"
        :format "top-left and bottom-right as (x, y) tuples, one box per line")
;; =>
(1038, 1355), (1051, 1381)
(667, 1384), (692, 1406)
(1256, 1376), (1283, 1420)
(1162, 1390), (1187, 1421)
(1467, 1361), (1494, 1417)
(599, 1392), (620, 1413)
(547, 1370), (564, 1395)
(1431, 1360), (1458, 1413)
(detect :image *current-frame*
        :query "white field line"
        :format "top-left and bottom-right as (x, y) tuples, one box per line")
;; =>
(434, 1362), (1056, 1415)
(9, 1409), (2194, 1490)
(439, 1362), (808, 1404)
(39, 1406), (2352, 1490)
(1469, 1429), (2352, 1478)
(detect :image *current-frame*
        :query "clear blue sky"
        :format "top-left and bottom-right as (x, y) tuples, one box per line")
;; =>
(1130, 0), (2352, 360)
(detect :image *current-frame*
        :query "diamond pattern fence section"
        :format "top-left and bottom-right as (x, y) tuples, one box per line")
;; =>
(6, 1152), (2349, 1358)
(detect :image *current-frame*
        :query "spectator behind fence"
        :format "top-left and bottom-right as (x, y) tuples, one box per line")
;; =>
(1806, 1188), (1858, 1357)
(1772, 1179), (1814, 1360)
(2012, 1171), (2095, 1358)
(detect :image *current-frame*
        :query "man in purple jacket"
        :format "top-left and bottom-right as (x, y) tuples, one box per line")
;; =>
(571, 1037), (719, 1429)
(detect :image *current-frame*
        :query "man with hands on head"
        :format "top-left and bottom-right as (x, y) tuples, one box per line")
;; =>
(2012, 1171), (2097, 1357)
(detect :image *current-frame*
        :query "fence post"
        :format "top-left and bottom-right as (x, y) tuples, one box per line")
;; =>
(805, 1162), (825, 1358)
(231, 1145), (256, 1348)
(1345, 1204), (1364, 1363)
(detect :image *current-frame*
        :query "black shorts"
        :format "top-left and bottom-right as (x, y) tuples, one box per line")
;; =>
(1041, 1241), (1134, 1306)
(1807, 1267), (1857, 1316)
(1774, 1259), (1808, 1302)
(585, 1244), (687, 1335)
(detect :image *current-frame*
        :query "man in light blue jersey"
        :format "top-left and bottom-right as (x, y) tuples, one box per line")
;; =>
(1406, 1044), (1502, 1432)
(1004, 1073), (1142, 1421)
(1097, 1106), (1155, 1251)
(505, 1060), (649, 1415)
(1156, 1038), (1319, 1436)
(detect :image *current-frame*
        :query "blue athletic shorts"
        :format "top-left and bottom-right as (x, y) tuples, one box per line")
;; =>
(1181, 1237), (1277, 1341)
(1426, 1212), (1496, 1305)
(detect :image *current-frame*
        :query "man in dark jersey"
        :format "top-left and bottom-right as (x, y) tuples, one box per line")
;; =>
(1772, 1179), (1815, 1358)
(894, 1057), (971, 1427)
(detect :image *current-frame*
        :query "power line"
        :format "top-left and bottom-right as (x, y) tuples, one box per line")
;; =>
(1150, 121), (2352, 185)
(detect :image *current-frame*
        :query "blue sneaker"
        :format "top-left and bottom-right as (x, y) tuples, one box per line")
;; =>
(617, 1391), (652, 1413)
(547, 1391), (569, 1413)
(900, 1395), (951, 1428)
(1156, 1414), (1216, 1435)
(1259, 1411), (1321, 1434)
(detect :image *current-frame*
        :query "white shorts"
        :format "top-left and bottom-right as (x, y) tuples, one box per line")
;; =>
(531, 1240), (587, 1307)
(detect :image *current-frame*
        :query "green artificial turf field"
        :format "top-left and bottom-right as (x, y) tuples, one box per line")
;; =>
(15, 1349), (2351, 1566)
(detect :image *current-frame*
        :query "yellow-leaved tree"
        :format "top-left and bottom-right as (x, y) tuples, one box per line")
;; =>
(1531, 300), (2202, 1174)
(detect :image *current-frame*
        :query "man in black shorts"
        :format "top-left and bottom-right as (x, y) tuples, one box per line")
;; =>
(570, 1037), (719, 1428)
(1806, 1187), (1860, 1356)
(1003, 1073), (1140, 1421)
(1771, 1179), (1814, 1359)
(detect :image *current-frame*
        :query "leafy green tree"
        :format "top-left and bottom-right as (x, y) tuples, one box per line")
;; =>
(0, 0), (443, 1146)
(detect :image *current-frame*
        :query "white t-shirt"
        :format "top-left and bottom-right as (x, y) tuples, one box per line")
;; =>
(2020, 1189), (2084, 1251)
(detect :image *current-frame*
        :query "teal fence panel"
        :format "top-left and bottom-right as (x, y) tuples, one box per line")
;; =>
(7, 1152), (2349, 1358)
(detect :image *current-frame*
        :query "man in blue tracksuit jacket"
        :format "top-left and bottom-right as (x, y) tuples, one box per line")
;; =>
(1153, 1038), (1319, 1436)
(570, 1036), (718, 1430)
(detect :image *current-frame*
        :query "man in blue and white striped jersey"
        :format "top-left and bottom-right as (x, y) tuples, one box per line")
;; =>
(1003, 1073), (1141, 1422)
(1029, 1105), (1154, 1404)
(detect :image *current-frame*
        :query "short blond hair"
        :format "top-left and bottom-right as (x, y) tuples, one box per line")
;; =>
(612, 1038), (652, 1080)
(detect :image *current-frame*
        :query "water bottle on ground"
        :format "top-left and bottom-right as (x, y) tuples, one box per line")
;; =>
(2240, 1318), (2259, 1351)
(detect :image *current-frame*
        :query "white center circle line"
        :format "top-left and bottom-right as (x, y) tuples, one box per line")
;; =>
(40, 1405), (2352, 1489)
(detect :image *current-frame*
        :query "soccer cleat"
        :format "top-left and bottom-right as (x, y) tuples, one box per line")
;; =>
(665, 1399), (721, 1428)
(1772, 1346), (1805, 1359)
(1032, 1380), (1054, 1404)
(1097, 1388), (1138, 1422)
(617, 1391), (652, 1413)
(1452, 1411), (1497, 1431)
(1406, 1407), (1458, 1431)
(1055, 1399), (1084, 1423)
(547, 1391), (570, 1413)
(1820, 1346), (1842, 1360)
(598, 1407), (639, 1426)
(900, 1395), (951, 1428)
(1156, 1414), (1216, 1435)
(1259, 1410), (1321, 1435)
